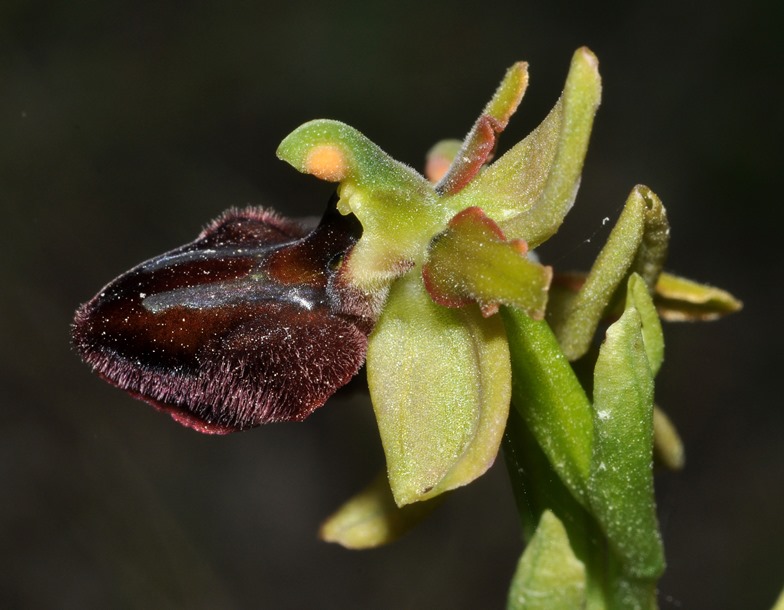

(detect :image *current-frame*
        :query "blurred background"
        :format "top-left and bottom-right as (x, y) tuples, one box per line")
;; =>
(2, 0), (782, 608)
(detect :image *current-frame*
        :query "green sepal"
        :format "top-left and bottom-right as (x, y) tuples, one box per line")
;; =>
(507, 510), (587, 610)
(550, 185), (669, 361)
(277, 119), (442, 290)
(368, 271), (511, 506)
(588, 282), (664, 580)
(423, 207), (552, 318)
(501, 306), (594, 505)
(319, 471), (443, 549)
(445, 47), (602, 248)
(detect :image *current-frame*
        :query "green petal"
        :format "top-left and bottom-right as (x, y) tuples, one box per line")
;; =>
(588, 291), (664, 580)
(423, 207), (552, 318)
(507, 510), (587, 610)
(277, 119), (442, 290)
(367, 271), (511, 506)
(436, 62), (528, 195)
(444, 47), (602, 247)
(319, 471), (442, 549)
(654, 272), (743, 321)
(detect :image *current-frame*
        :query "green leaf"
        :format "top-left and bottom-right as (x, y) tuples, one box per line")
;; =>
(277, 120), (442, 290)
(319, 471), (443, 549)
(367, 272), (511, 506)
(445, 47), (602, 248)
(507, 510), (587, 610)
(550, 186), (669, 361)
(423, 207), (552, 318)
(502, 307), (594, 505)
(588, 298), (664, 580)
(654, 272), (743, 321)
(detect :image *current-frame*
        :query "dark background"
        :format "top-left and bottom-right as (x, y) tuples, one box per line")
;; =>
(2, 1), (782, 608)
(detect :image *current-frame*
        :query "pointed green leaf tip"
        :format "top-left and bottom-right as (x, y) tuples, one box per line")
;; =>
(423, 207), (552, 318)
(507, 511), (587, 610)
(367, 272), (511, 506)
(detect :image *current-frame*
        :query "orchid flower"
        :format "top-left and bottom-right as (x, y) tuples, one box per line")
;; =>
(73, 47), (740, 609)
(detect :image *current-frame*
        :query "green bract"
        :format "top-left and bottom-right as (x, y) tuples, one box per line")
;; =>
(507, 510), (587, 610)
(279, 47), (740, 609)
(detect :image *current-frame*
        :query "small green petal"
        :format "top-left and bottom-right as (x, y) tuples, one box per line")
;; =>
(654, 272), (743, 321)
(437, 62), (529, 195)
(423, 207), (552, 318)
(319, 471), (442, 549)
(368, 272), (511, 506)
(507, 510), (587, 610)
(588, 295), (664, 580)
(445, 47), (602, 247)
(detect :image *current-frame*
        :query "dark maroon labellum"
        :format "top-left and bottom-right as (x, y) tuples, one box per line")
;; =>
(72, 198), (373, 434)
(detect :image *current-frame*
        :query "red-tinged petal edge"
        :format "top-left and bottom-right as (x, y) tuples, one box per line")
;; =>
(72, 199), (375, 433)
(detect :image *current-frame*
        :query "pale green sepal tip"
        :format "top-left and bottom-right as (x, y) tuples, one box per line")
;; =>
(484, 61), (528, 125)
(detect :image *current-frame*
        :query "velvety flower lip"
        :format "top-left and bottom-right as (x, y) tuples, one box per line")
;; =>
(72, 199), (372, 433)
